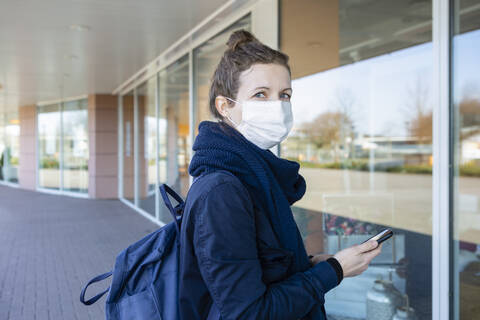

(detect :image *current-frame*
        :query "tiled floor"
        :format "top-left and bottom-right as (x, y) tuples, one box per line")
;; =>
(0, 185), (158, 320)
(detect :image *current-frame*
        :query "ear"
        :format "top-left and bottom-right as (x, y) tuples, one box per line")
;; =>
(215, 96), (229, 117)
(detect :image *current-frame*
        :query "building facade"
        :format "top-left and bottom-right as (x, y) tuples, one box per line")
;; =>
(0, 0), (479, 319)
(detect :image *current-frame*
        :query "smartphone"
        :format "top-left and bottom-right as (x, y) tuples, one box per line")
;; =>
(362, 229), (393, 245)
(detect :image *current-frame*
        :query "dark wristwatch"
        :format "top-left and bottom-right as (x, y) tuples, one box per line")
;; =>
(308, 254), (314, 267)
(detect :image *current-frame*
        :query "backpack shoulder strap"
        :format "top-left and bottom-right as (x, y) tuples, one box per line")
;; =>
(79, 271), (112, 305)
(159, 184), (185, 234)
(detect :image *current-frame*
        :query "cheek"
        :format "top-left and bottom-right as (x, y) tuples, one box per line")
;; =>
(231, 105), (243, 121)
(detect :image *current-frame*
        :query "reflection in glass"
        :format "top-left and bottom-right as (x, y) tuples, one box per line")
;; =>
(122, 91), (135, 204)
(452, 1), (480, 319)
(281, 0), (433, 318)
(0, 112), (19, 183)
(63, 99), (88, 193)
(38, 103), (61, 190)
(158, 55), (190, 222)
(137, 77), (157, 216)
(193, 15), (251, 134)
(37, 100), (88, 193)
(0, 115), (4, 182)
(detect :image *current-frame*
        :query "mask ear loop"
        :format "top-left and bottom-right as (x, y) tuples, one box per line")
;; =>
(223, 97), (240, 127)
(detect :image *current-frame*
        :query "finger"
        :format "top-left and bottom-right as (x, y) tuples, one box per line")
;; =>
(357, 240), (378, 253)
(364, 246), (382, 262)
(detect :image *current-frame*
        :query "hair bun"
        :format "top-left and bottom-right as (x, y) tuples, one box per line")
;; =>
(226, 30), (258, 51)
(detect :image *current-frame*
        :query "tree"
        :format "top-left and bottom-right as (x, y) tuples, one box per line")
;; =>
(459, 97), (480, 129)
(301, 111), (354, 162)
(300, 88), (356, 162)
(404, 78), (433, 143)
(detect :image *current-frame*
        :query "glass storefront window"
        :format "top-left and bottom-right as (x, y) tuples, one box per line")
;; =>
(280, 0), (433, 318)
(160, 55), (191, 197)
(193, 15), (251, 134)
(0, 114), (4, 182)
(38, 103), (61, 190)
(37, 99), (88, 193)
(122, 91), (135, 204)
(137, 77), (157, 216)
(0, 112), (19, 184)
(63, 99), (88, 193)
(118, 14), (254, 222)
(157, 54), (190, 222)
(452, 1), (480, 319)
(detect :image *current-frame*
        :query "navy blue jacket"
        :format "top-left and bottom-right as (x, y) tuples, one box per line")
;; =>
(178, 170), (339, 319)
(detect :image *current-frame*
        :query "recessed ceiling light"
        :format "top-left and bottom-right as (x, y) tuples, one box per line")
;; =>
(69, 24), (91, 31)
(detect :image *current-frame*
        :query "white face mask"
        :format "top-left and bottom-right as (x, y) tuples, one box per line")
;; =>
(224, 97), (294, 150)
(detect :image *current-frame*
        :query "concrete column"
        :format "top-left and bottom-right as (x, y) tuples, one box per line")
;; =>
(88, 94), (118, 199)
(18, 105), (36, 190)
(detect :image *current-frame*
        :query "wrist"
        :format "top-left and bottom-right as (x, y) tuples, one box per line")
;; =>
(326, 257), (344, 284)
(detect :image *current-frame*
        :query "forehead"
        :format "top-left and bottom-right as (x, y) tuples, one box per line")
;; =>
(238, 63), (291, 91)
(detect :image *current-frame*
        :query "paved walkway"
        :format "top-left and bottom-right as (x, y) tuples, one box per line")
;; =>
(0, 185), (158, 320)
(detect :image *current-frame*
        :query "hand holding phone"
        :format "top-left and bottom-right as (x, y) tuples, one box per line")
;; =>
(333, 239), (381, 277)
(332, 229), (393, 278)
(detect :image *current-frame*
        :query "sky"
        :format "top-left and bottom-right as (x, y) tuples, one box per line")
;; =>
(289, 29), (480, 138)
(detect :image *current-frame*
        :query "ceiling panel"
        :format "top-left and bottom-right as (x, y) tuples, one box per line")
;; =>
(0, 0), (228, 112)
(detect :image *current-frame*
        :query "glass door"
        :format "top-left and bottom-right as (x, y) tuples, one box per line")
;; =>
(280, 0), (434, 318)
(62, 99), (88, 193)
(137, 77), (157, 216)
(158, 54), (190, 222)
(452, 1), (480, 319)
(38, 103), (61, 190)
(122, 91), (135, 204)
(0, 112), (19, 184)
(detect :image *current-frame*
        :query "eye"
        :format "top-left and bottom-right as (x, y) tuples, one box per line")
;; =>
(281, 92), (291, 100)
(254, 91), (266, 99)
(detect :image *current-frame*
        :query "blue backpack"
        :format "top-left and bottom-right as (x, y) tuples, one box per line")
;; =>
(80, 183), (185, 319)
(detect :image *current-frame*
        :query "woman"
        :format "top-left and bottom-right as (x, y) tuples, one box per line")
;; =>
(178, 30), (382, 320)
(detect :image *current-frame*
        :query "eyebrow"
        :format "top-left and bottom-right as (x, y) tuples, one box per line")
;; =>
(253, 86), (292, 91)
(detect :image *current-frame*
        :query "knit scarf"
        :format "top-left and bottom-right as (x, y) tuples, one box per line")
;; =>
(188, 120), (310, 273)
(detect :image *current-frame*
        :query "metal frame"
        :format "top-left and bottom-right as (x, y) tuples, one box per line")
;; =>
(432, 0), (452, 319)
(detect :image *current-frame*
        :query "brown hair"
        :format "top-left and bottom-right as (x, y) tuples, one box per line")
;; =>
(209, 30), (291, 119)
